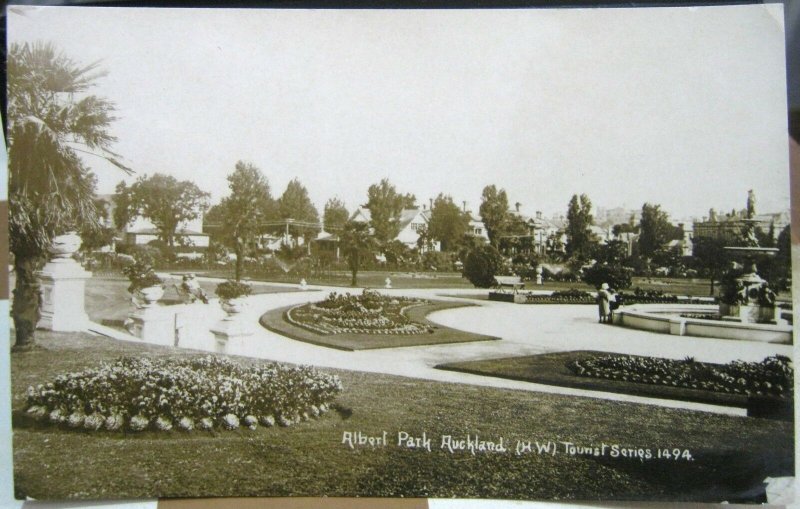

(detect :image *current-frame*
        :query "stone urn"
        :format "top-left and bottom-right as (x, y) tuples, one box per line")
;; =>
(221, 297), (247, 317)
(136, 286), (165, 308)
(535, 266), (543, 285)
(48, 232), (82, 261)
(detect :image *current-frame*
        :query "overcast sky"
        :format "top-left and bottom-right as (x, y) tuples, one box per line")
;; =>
(7, 4), (791, 221)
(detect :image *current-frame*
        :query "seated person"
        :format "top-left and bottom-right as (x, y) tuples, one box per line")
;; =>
(181, 274), (209, 304)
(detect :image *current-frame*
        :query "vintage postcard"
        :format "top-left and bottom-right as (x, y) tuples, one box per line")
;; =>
(5, 4), (794, 504)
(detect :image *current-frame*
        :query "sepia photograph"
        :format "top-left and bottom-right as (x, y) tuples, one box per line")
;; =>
(5, 4), (795, 504)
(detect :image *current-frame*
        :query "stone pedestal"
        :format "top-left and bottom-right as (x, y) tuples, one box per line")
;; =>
(36, 259), (91, 332)
(210, 317), (254, 353)
(126, 306), (175, 346)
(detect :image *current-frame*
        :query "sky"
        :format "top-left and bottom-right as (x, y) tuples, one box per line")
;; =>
(6, 4), (791, 221)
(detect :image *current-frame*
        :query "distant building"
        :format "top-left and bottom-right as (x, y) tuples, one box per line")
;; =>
(692, 195), (789, 246)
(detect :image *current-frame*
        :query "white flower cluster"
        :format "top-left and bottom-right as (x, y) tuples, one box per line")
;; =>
(25, 355), (343, 433)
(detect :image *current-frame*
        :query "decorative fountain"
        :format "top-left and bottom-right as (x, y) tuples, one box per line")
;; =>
(612, 191), (791, 344)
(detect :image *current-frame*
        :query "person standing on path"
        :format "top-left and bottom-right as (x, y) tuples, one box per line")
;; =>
(597, 283), (611, 323)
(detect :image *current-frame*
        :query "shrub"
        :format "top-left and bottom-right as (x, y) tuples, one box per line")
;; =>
(463, 245), (505, 288)
(215, 280), (253, 300)
(580, 263), (632, 290)
(24, 355), (343, 433)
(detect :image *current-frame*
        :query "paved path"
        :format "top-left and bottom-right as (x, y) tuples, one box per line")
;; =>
(112, 277), (794, 416)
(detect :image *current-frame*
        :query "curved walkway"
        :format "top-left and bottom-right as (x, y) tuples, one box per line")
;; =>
(98, 276), (794, 417)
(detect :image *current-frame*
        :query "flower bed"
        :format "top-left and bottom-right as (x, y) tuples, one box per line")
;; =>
(24, 355), (343, 432)
(287, 290), (433, 335)
(567, 354), (792, 398)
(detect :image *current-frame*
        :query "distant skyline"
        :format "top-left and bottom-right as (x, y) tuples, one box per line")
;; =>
(7, 5), (791, 221)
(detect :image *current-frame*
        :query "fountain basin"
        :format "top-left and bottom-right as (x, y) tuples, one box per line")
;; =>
(613, 304), (792, 344)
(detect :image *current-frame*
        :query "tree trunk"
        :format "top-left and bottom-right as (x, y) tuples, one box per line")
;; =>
(235, 243), (243, 282)
(12, 255), (43, 348)
(350, 254), (359, 287)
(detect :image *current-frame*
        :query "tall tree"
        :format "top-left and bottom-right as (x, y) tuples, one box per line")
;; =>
(340, 220), (376, 286)
(115, 173), (209, 248)
(427, 194), (470, 252)
(565, 194), (594, 261)
(216, 161), (276, 281)
(691, 237), (730, 295)
(277, 179), (320, 243)
(638, 203), (679, 259)
(323, 197), (349, 233)
(365, 178), (414, 244)
(8, 42), (131, 348)
(479, 185), (510, 247)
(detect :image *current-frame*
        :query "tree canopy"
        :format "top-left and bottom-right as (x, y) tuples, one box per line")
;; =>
(479, 185), (510, 247)
(277, 179), (320, 242)
(215, 161), (276, 280)
(365, 178), (415, 244)
(323, 198), (349, 233)
(115, 173), (209, 248)
(638, 203), (680, 259)
(565, 194), (594, 261)
(427, 194), (470, 252)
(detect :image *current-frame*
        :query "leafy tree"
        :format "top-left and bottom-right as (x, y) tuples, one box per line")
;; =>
(340, 220), (376, 286)
(612, 222), (638, 237)
(463, 245), (505, 288)
(365, 178), (415, 243)
(591, 239), (629, 266)
(383, 240), (412, 268)
(427, 194), (470, 251)
(691, 237), (731, 295)
(9, 42), (131, 348)
(565, 194), (594, 261)
(479, 185), (510, 247)
(581, 263), (633, 290)
(323, 197), (349, 233)
(277, 179), (320, 244)
(115, 173), (209, 248)
(638, 203), (680, 259)
(214, 161), (276, 281)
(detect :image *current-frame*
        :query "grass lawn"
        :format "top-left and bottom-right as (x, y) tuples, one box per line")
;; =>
(85, 276), (301, 324)
(260, 301), (499, 350)
(436, 351), (761, 408)
(11, 332), (793, 502)
(11, 332), (793, 501)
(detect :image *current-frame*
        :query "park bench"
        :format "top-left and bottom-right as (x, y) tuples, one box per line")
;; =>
(493, 276), (525, 294)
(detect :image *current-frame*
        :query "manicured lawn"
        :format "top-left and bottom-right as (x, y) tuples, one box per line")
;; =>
(85, 276), (301, 324)
(11, 332), (793, 502)
(436, 351), (759, 408)
(260, 301), (499, 350)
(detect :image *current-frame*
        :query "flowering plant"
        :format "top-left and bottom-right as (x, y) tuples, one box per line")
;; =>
(122, 261), (164, 293)
(25, 355), (343, 433)
(289, 290), (432, 336)
(568, 354), (792, 398)
(215, 280), (253, 301)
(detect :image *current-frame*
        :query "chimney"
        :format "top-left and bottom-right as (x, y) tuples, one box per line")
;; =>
(462, 201), (467, 212)
(536, 210), (542, 220)
(515, 202), (521, 213)
(429, 198), (433, 210)
(422, 204), (426, 210)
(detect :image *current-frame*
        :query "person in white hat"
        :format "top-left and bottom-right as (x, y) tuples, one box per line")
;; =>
(597, 282), (611, 323)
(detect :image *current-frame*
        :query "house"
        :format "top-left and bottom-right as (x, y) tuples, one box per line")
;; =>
(351, 207), (440, 251)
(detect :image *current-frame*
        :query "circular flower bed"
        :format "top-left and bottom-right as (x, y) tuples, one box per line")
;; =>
(288, 289), (433, 335)
(24, 355), (342, 433)
(567, 354), (792, 398)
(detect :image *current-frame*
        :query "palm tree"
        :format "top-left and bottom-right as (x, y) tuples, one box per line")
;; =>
(8, 41), (131, 348)
(340, 220), (376, 287)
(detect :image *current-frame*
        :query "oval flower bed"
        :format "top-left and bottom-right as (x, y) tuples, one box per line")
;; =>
(24, 355), (343, 432)
(566, 354), (792, 398)
(287, 290), (433, 336)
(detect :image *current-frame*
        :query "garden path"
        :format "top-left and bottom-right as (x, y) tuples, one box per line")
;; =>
(101, 276), (794, 416)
